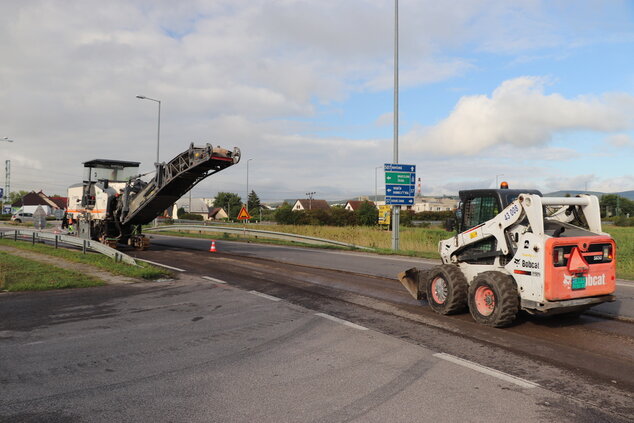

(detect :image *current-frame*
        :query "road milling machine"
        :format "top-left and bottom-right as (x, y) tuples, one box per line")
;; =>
(67, 143), (240, 249)
(398, 185), (616, 327)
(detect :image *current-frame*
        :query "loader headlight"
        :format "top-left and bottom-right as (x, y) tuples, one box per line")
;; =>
(554, 247), (565, 266)
(603, 244), (613, 261)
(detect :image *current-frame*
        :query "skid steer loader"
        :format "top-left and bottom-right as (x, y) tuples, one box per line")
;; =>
(398, 185), (616, 327)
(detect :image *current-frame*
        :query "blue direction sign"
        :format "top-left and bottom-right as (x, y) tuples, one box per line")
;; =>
(384, 163), (415, 206)
(385, 196), (414, 205)
(0, 188), (3, 198)
(384, 163), (416, 173)
(386, 184), (415, 197)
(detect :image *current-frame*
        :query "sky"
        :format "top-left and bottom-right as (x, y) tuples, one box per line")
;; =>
(1, 0), (634, 202)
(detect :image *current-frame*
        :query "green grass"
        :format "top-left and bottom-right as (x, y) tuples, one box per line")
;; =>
(603, 226), (634, 280)
(0, 251), (105, 292)
(0, 239), (171, 280)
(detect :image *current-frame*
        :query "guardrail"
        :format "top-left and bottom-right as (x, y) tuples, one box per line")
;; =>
(146, 225), (373, 250)
(0, 229), (137, 265)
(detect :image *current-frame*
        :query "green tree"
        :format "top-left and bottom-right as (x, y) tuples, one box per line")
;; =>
(247, 190), (261, 214)
(8, 190), (29, 204)
(356, 201), (378, 226)
(177, 207), (186, 218)
(600, 194), (634, 217)
(214, 192), (242, 220)
(274, 202), (297, 224)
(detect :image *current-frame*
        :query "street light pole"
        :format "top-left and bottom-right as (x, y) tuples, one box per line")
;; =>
(136, 95), (161, 165)
(375, 166), (383, 203)
(246, 158), (254, 209)
(1, 138), (14, 205)
(392, 0), (400, 250)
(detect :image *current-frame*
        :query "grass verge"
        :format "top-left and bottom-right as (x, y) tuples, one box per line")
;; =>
(0, 239), (171, 280)
(0, 251), (105, 292)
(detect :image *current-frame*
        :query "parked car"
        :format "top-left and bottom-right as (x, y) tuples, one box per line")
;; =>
(11, 212), (34, 223)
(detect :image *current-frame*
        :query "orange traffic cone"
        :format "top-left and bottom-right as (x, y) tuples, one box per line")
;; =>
(209, 240), (217, 252)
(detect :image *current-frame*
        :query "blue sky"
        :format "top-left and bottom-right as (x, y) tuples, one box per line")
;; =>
(1, 1), (633, 201)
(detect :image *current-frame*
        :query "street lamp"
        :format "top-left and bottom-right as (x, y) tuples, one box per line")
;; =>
(374, 166), (383, 203)
(246, 158), (254, 209)
(1, 138), (14, 205)
(136, 95), (161, 165)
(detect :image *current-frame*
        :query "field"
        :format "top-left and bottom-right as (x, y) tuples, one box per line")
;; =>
(191, 223), (634, 280)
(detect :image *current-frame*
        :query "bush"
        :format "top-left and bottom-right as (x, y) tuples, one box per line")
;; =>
(614, 216), (634, 227)
(414, 210), (454, 221)
(331, 207), (357, 226)
(179, 213), (204, 221)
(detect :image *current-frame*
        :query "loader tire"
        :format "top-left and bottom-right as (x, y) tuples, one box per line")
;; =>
(468, 272), (519, 328)
(425, 264), (468, 315)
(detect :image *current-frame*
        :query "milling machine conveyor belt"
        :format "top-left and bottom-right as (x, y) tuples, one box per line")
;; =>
(122, 143), (241, 226)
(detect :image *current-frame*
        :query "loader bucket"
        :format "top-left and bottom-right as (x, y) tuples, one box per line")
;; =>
(398, 267), (426, 300)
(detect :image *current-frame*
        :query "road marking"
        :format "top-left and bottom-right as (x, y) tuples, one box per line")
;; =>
(617, 280), (634, 288)
(249, 291), (282, 302)
(433, 353), (539, 389)
(202, 276), (226, 284)
(25, 341), (44, 346)
(135, 259), (186, 272)
(315, 312), (368, 331)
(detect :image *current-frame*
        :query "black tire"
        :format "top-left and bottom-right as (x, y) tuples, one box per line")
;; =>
(425, 264), (468, 315)
(15, 219), (21, 223)
(468, 271), (519, 328)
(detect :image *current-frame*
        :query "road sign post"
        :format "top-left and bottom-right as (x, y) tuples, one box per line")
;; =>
(384, 163), (415, 208)
(237, 205), (252, 238)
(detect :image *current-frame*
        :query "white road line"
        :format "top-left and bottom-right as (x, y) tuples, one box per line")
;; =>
(433, 353), (539, 389)
(617, 280), (634, 288)
(249, 291), (282, 302)
(135, 258), (186, 272)
(202, 276), (226, 284)
(315, 312), (368, 331)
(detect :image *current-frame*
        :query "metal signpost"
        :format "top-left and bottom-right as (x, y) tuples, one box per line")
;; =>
(385, 163), (415, 207)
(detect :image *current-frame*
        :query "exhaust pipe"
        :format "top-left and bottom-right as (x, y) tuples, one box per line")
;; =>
(397, 267), (427, 300)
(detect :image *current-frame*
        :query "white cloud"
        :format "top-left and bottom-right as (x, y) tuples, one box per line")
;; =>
(605, 133), (634, 148)
(1, 1), (633, 200)
(403, 76), (634, 155)
(375, 112), (393, 127)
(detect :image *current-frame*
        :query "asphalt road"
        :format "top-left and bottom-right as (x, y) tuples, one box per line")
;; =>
(1, 276), (631, 422)
(144, 234), (634, 320)
(1, 233), (633, 421)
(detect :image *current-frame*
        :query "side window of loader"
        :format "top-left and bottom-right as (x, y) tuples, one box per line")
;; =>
(463, 196), (499, 229)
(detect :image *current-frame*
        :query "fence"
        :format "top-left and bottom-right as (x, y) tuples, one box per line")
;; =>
(0, 229), (137, 265)
(146, 225), (373, 250)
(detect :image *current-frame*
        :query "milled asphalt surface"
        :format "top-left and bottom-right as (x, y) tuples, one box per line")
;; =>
(1, 276), (626, 422)
(146, 234), (634, 320)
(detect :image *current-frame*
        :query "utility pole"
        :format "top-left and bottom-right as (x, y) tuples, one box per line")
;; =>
(4, 160), (10, 206)
(392, 0), (400, 250)
(306, 191), (316, 210)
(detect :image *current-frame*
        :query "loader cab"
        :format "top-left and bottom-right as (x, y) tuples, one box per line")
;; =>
(456, 188), (542, 233)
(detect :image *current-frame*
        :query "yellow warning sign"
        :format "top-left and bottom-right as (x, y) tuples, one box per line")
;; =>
(378, 205), (391, 225)
(237, 206), (252, 220)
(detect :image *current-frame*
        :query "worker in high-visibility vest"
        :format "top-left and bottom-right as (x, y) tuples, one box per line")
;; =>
(67, 216), (74, 234)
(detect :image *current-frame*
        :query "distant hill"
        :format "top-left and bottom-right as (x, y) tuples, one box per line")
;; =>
(545, 190), (634, 200)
